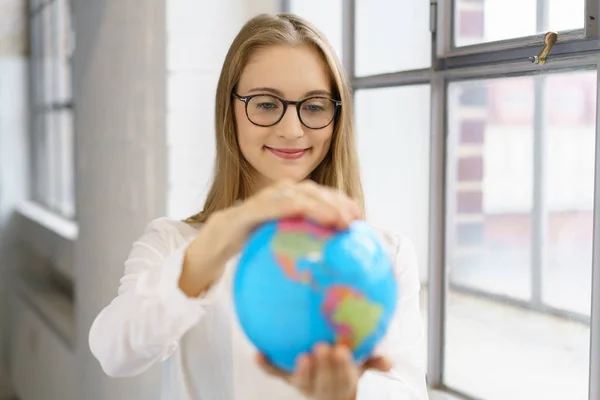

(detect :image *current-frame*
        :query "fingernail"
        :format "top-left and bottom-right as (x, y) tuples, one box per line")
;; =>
(313, 342), (328, 355)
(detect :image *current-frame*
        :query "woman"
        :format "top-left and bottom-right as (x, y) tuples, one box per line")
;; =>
(89, 12), (429, 400)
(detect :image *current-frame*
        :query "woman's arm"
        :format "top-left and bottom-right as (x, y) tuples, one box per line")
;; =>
(88, 218), (223, 378)
(356, 234), (429, 400)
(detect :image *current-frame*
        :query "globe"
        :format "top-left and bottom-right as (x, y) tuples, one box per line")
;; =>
(233, 216), (399, 372)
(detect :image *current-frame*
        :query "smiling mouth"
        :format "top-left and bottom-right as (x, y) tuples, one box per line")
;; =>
(264, 146), (310, 160)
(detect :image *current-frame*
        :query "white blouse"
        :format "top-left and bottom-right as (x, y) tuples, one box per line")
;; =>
(89, 217), (429, 400)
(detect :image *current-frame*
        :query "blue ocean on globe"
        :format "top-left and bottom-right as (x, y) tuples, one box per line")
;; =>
(233, 217), (399, 372)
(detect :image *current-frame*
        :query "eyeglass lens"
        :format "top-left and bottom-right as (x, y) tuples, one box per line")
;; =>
(246, 95), (336, 128)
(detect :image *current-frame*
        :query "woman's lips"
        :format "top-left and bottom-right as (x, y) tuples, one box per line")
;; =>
(265, 146), (310, 160)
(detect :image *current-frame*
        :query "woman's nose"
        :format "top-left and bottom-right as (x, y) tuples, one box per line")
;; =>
(276, 106), (304, 139)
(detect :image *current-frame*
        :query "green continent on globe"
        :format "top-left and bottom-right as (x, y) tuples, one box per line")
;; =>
(271, 218), (334, 283)
(271, 232), (327, 283)
(331, 295), (384, 349)
(272, 231), (327, 259)
(322, 286), (384, 349)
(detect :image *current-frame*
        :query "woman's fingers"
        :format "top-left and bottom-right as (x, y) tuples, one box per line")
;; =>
(331, 345), (356, 396)
(313, 343), (335, 398)
(295, 180), (361, 226)
(361, 355), (393, 374)
(241, 179), (360, 229)
(258, 344), (386, 399)
(291, 354), (314, 394)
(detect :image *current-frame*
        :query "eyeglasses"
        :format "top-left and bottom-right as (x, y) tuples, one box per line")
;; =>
(232, 92), (342, 129)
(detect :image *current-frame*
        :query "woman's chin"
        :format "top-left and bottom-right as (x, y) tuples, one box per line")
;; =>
(262, 169), (311, 184)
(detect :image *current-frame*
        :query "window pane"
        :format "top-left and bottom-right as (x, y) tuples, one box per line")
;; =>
(42, 4), (55, 105)
(29, 1), (75, 218)
(54, 0), (73, 102)
(57, 110), (75, 218)
(444, 71), (594, 400)
(447, 77), (533, 300)
(46, 111), (59, 210)
(355, 85), (431, 367)
(542, 71), (596, 316)
(355, 0), (431, 76)
(289, 0), (343, 62)
(31, 13), (44, 110)
(31, 113), (48, 203)
(454, 0), (585, 47)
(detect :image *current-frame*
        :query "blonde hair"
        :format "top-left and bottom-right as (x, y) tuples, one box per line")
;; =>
(186, 13), (364, 223)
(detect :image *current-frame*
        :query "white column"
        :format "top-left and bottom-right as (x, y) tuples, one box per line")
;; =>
(72, 1), (168, 398)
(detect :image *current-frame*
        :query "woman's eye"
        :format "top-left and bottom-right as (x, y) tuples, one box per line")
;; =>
(256, 102), (278, 110)
(304, 104), (326, 112)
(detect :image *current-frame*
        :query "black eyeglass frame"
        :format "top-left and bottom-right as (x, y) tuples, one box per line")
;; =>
(232, 92), (342, 129)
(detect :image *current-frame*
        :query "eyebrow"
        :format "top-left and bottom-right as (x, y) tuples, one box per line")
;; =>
(247, 87), (332, 97)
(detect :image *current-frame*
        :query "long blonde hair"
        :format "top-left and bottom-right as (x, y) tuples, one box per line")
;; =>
(186, 13), (364, 223)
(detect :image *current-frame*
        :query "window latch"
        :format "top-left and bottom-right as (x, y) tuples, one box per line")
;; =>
(529, 32), (558, 64)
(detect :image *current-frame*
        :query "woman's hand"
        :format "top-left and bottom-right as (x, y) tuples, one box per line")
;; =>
(257, 343), (392, 400)
(179, 179), (361, 297)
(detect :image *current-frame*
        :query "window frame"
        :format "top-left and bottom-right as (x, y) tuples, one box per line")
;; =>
(282, 1), (600, 399)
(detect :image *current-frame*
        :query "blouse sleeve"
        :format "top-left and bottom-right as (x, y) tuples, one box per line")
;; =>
(88, 218), (224, 377)
(355, 233), (430, 400)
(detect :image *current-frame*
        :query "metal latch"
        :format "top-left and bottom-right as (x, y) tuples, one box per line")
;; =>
(529, 32), (558, 64)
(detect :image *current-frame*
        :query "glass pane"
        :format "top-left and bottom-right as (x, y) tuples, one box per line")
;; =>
(31, 113), (48, 204)
(32, 13), (44, 110)
(542, 71), (596, 316)
(289, 0), (343, 62)
(57, 110), (75, 218)
(447, 77), (533, 300)
(54, 0), (73, 102)
(444, 71), (594, 400)
(454, 0), (585, 47)
(355, 0), (431, 76)
(46, 111), (59, 211)
(42, 4), (55, 105)
(355, 85), (431, 367)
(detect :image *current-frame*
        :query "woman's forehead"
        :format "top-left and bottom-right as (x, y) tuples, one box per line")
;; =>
(237, 45), (332, 97)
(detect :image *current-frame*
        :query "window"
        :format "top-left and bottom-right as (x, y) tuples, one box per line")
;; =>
(445, 72), (595, 399)
(28, 0), (75, 219)
(285, 0), (600, 399)
(454, 0), (586, 47)
(355, 0), (431, 75)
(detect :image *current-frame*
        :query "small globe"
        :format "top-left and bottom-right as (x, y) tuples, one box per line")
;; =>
(233, 217), (398, 372)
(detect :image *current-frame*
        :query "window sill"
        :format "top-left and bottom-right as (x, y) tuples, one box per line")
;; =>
(16, 201), (78, 241)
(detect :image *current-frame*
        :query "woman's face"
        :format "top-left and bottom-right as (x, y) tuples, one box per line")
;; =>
(234, 44), (335, 191)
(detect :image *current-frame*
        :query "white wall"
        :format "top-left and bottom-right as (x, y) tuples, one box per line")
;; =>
(166, 0), (280, 220)
(0, 0), (28, 397)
